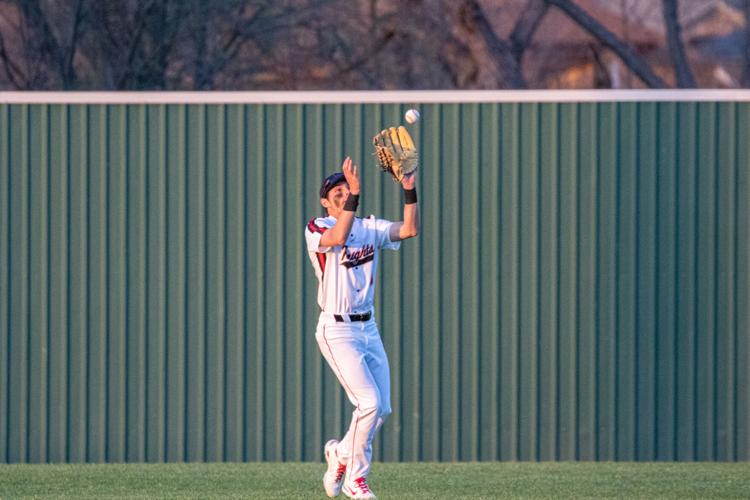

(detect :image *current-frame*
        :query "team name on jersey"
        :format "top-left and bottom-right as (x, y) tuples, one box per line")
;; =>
(341, 244), (375, 268)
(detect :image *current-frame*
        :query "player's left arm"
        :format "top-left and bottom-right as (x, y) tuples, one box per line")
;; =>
(389, 172), (419, 242)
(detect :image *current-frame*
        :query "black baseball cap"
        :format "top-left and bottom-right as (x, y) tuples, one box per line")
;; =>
(319, 172), (347, 199)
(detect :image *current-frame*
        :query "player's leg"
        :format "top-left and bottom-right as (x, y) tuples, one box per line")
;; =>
(362, 324), (392, 460)
(316, 322), (384, 483)
(334, 322), (391, 499)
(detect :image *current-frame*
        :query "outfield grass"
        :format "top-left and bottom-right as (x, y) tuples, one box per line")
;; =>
(0, 462), (748, 499)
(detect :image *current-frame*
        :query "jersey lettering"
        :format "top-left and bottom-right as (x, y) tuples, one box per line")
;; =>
(340, 244), (375, 268)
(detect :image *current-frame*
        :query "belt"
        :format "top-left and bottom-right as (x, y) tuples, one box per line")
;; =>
(333, 311), (372, 322)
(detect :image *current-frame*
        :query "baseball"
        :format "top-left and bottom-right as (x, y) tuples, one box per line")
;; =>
(405, 108), (420, 124)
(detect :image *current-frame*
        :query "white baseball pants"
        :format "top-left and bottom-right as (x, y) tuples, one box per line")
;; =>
(315, 313), (392, 482)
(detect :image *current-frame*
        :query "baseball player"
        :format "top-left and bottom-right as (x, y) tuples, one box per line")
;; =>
(305, 156), (419, 499)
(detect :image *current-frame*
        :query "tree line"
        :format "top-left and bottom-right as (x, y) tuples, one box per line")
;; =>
(0, 0), (748, 90)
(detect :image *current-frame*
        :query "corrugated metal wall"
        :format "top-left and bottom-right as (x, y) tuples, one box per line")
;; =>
(1, 101), (748, 463)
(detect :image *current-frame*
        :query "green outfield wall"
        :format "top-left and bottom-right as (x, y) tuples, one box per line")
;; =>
(1, 95), (748, 463)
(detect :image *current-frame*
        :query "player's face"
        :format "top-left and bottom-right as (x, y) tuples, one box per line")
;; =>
(328, 184), (350, 206)
(322, 182), (350, 215)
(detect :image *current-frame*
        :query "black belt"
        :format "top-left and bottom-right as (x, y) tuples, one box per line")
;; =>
(333, 311), (372, 322)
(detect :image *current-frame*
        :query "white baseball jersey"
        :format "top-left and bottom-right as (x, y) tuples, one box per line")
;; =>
(305, 215), (400, 314)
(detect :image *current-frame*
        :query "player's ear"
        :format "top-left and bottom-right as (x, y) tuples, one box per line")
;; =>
(320, 198), (330, 209)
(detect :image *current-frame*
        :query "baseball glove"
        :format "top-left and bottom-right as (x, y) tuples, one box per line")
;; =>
(373, 126), (418, 183)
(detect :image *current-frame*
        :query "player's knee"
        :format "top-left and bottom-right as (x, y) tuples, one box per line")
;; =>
(358, 394), (390, 419)
(357, 395), (380, 416)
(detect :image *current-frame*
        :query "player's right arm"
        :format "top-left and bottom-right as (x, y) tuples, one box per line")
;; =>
(319, 157), (360, 247)
(319, 211), (356, 247)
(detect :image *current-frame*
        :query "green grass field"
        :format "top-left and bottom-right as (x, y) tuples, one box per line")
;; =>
(0, 462), (748, 499)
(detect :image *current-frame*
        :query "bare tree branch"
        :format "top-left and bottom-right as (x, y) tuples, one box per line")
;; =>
(546, 0), (667, 88)
(0, 29), (26, 88)
(743, 0), (750, 86)
(459, 0), (526, 88)
(192, 0), (209, 89)
(207, 4), (272, 81)
(510, 0), (549, 63)
(438, 38), (479, 87)
(21, 0), (75, 88)
(662, 0), (696, 87)
(333, 28), (395, 79)
(64, 0), (86, 89)
(113, 1), (157, 88)
(116, 1), (192, 89)
(590, 44), (612, 88)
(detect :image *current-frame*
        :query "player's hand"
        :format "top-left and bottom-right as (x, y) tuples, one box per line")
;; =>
(401, 171), (416, 190)
(342, 156), (360, 194)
